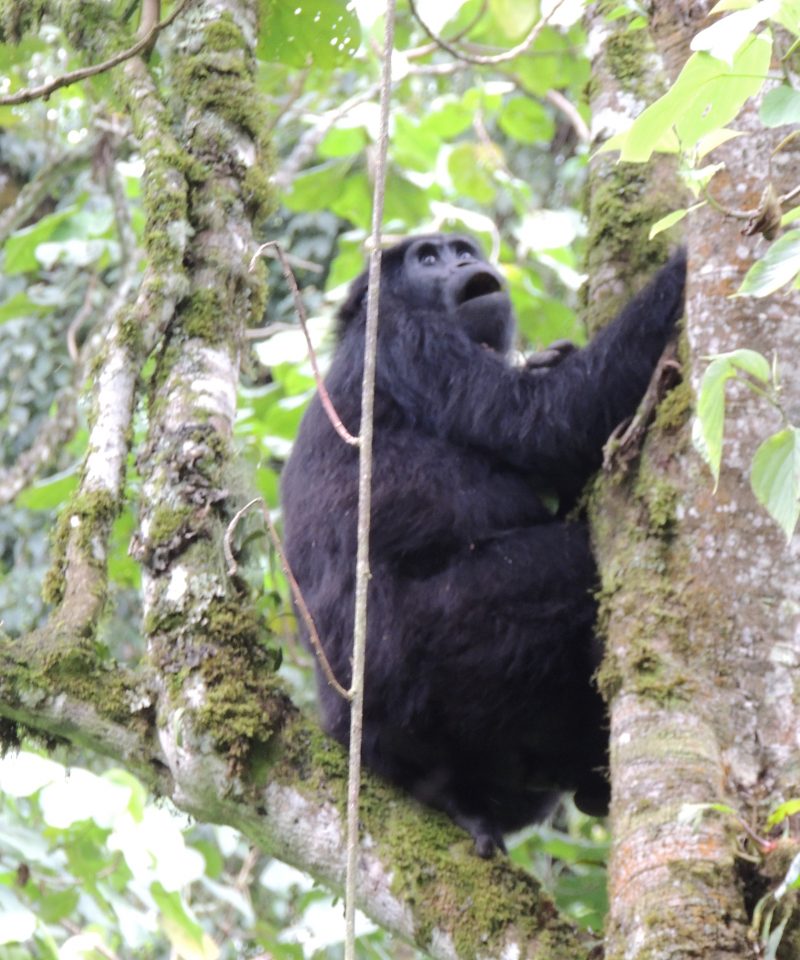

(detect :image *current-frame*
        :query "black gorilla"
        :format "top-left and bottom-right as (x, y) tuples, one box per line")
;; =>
(281, 234), (686, 856)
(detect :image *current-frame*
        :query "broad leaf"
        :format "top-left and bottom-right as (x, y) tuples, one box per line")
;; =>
(693, 349), (771, 483)
(649, 203), (704, 239)
(760, 85), (800, 127)
(617, 35), (771, 162)
(750, 428), (800, 539)
(691, 0), (778, 64)
(259, 0), (360, 68)
(737, 230), (800, 297)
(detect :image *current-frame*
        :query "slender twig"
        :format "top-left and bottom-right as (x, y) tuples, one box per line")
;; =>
(0, 0), (192, 106)
(66, 275), (99, 362)
(344, 5), (396, 958)
(223, 498), (350, 701)
(546, 88), (591, 144)
(407, 0), (564, 66)
(250, 241), (358, 447)
(404, 0), (489, 59)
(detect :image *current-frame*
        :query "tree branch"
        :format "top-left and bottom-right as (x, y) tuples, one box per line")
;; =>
(0, 0), (193, 105)
(0, 643), (588, 960)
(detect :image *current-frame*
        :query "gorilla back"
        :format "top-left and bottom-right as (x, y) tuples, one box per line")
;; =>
(280, 234), (686, 856)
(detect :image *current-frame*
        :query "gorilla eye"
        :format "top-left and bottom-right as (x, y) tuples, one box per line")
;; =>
(417, 244), (438, 265)
(454, 242), (477, 262)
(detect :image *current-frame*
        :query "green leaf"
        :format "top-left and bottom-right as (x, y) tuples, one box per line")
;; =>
(499, 97), (556, 144)
(318, 126), (367, 159)
(690, 1), (777, 64)
(393, 114), (441, 172)
(750, 428), (800, 539)
(3, 205), (77, 274)
(423, 98), (474, 139)
(284, 159), (350, 212)
(618, 36), (771, 162)
(760, 85), (800, 127)
(447, 143), (498, 204)
(737, 230), (800, 297)
(766, 798), (800, 829)
(38, 889), (80, 924)
(693, 349), (771, 482)
(0, 291), (49, 323)
(649, 203), (704, 239)
(775, 0), (800, 35)
(15, 465), (79, 510)
(782, 204), (800, 226)
(259, 0), (360, 68)
(151, 884), (219, 960)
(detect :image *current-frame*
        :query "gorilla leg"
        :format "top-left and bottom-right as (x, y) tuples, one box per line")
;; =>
(358, 521), (608, 853)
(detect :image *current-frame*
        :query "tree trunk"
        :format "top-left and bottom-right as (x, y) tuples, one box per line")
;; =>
(588, 3), (800, 957)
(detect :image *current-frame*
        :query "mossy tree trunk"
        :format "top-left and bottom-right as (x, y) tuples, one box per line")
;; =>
(587, 3), (800, 958)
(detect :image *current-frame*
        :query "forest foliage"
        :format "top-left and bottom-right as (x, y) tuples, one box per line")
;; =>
(0, 0), (798, 957)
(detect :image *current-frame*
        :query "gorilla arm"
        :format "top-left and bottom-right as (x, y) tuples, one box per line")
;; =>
(378, 251), (686, 486)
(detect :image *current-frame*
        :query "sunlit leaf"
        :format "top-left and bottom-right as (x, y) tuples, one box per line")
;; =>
(750, 428), (800, 539)
(151, 884), (219, 960)
(766, 797), (800, 828)
(691, 0), (778, 64)
(617, 36), (771, 162)
(649, 203), (704, 239)
(447, 143), (498, 204)
(3, 205), (77, 274)
(15, 464), (79, 510)
(259, 0), (361, 68)
(737, 230), (800, 297)
(693, 349), (771, 483)
(761, 84), (800, 127)
(499, 97), (556, 144)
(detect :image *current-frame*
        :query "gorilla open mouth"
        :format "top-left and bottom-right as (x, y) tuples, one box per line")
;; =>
(456, 271), (503, 304)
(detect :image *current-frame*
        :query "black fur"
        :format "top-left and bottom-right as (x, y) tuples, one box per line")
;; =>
(281, 234), (686, 855)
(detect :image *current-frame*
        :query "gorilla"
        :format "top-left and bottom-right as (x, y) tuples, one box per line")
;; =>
(280, 233), (686, 856)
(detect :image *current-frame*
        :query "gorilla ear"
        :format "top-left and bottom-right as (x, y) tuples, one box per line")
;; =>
(336, 270), (369, 337)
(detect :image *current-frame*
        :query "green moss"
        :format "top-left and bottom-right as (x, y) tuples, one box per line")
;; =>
(204, 14), (245, 53)
(654, 378), (692, 432)
(242, 162), (276, 224)
(148, 593), (286, 767)
(587, 166), (669, 276)
(604, 28), (648, 93)
(634, 465), (678, 533)
(42, 490), (118, 605)
(148, 504), (193, 546)
(182, 288), (227, 341)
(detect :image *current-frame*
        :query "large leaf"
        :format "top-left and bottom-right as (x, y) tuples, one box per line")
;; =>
(259, 0), (361, 68)
(614, 35), (771, 162)
(760, 84), (800, 127)
(499, 97), (556, 144)
(737, 230), (800, 297)
(3, 205), (78, 274)
(750, 428), (800, 539)
(691, 0), (777, 64)
(693, 349), (771, 483)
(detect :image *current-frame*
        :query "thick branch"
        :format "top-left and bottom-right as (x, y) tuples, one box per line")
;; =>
(0, 644), (585, 960)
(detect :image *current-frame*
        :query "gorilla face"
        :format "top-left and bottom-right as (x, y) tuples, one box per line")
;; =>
(399, 235), (513, 353)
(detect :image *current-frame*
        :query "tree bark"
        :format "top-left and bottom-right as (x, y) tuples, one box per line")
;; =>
(588, 3), (800, 957)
